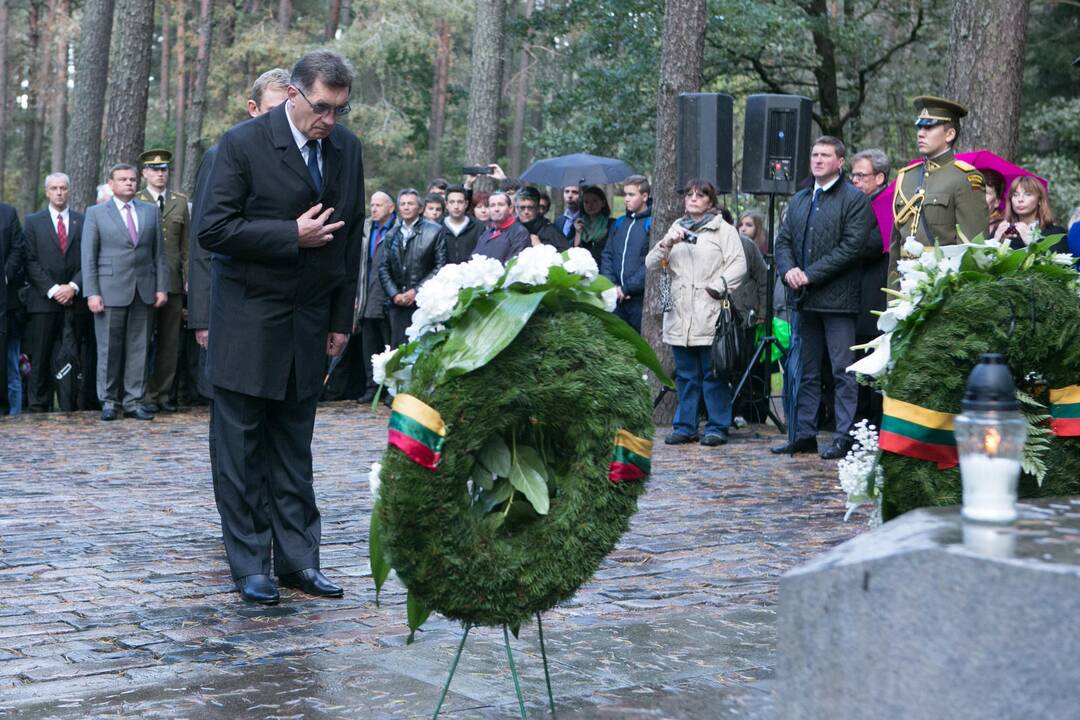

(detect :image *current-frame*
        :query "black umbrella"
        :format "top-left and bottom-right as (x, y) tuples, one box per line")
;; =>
(520, 153), (636, 188)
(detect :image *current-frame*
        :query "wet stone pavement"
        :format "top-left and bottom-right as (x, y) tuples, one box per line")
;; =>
(0, 404), (861, 719)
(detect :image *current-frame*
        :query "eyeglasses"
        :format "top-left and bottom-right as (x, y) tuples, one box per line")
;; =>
(294, 85), (352, 117)
(850, 172), (879, 181)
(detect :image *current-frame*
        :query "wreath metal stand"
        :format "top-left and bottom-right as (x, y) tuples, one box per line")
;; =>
(432, 612), (557, 719)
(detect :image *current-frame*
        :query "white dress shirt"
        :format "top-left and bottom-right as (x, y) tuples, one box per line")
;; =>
(113, 196), (140, 233)
(285, 102), (323, 175)
(47, 205), (79, 299)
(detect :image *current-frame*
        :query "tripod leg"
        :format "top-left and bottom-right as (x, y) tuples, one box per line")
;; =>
(504, 625), (528, 719)
(433, 624), (471, 719)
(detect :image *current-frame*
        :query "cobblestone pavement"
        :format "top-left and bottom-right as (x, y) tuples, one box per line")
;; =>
(0, 404), (861, 719)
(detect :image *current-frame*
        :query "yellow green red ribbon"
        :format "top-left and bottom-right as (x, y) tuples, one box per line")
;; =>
(880, 397), (958, 469)
(1049, 386), (1080, 437)
(609, 429), (652, 483)
(388, 394), (447, 470)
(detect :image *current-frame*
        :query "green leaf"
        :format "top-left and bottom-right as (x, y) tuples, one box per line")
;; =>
(476, 478), (513, 514)
(509, 447), (550, 515)
(478, 435), (512, 477)
(544, 265), (583, 289)
(369, 503), (391, 607)
(584, 274), (615, 292)
(471, 461), (494, 491)
(515, 444), (550, 481)
(433, 290), (548, 384)
(406, 591), (431, 645)
(570, 302), (675, 387)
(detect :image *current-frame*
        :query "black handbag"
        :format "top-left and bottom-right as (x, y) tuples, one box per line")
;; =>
(709, 279), (746, 380)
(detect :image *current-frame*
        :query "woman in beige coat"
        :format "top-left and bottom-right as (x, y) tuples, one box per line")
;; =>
(645, 179), (747, 446)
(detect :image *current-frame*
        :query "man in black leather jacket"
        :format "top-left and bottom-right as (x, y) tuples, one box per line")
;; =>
(378, 188), (447, 347)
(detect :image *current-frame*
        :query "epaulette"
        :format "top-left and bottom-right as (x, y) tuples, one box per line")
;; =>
(897, 160), (921, 174)
(953, 159), (976, 172)
(172, 191), (189, 200)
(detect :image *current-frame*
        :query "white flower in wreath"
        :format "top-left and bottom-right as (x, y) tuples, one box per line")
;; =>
(940, 244), (967, 273)
(371, 345), (411, 392)
(458, 255), (505, 291)
(601, 286), (619, 312)
(506, 243), (561, 286)
(876, 300), (913, 333)
(902, 236), (925, 258)
(562, 246), (599, 281)
(898, 269), (929, 296)
(917, 252), (939, 271)
(1052, 253), (1075, 267)
(847, 332), (891, 378)
(413, 276), (462, 326)
(369, 462), (382, 499)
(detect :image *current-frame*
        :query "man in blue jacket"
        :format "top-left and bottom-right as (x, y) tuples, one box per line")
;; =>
(600, 175), (651, 333)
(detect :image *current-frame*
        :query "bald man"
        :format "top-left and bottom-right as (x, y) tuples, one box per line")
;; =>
(355, 191), (397, 404)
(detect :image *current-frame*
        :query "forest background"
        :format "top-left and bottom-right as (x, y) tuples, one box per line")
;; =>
(0, 0), (1076, 223)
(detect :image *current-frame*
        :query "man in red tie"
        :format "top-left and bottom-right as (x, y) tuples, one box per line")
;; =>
(22, 173), (89, 411)
(81, 164), (168, 421)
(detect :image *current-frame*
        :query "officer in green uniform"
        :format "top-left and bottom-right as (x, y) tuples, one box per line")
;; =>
(137, 149), (190, 412)
(888, 96), (988, 285)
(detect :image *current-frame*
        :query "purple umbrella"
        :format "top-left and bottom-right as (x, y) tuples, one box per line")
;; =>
(870, 151), (1049, 250)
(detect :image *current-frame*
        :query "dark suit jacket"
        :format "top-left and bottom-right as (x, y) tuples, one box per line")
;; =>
(1, 203), (26, 320)
(81, 199), (167, 307)
(198, 103), (365, 401)
(23, 209), (85, 314)
(186, 145), (218, 331)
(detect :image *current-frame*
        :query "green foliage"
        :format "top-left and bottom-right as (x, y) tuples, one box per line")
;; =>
(377, 310), (654, 628)
(880, 271), (1080, 519)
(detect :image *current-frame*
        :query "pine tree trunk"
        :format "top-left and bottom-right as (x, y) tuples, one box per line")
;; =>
(945, 0), (1030, 159)
(160, 0), (170, 122)
(0, 1), (9, 197)
(21, 0), (47, 216)
(642, 0), (706, 423)
(102, 0), (157, 168)
(66, 0), (115, 211)
(277, 0), (290, 32)
(182, 0), (213, 194)
(324, 0), (341, 40)
(508, 0), (534, 177)
(427, 19), (451, 179)
(465, 0), (507, 166)
(172, 1), (186, 188)
(48, 0), (71, 173)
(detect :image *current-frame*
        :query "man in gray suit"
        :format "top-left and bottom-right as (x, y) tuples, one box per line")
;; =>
(82, 163), (167, 421)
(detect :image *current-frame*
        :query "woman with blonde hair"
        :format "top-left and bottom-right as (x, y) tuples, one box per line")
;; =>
(994, 176), (1066, 251)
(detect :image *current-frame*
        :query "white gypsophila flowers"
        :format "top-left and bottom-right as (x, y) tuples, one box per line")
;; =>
(837, 419), (884, 527)
(601, 286), (619, 312)
(369, 462), (382, 499)
(562, 246), (599, 281)
(505, 243), (561, 286)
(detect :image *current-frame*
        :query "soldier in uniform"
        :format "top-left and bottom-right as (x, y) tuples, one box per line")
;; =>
(888, 96), (988, 284)
(137, 149), (190, 412)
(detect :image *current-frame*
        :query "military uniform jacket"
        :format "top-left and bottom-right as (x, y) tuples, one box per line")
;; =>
(137, 188), (190, 294)
(888, 149), (987, 283)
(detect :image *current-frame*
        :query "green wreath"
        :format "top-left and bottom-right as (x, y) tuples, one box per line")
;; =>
(880, 269), (1080, 519)
(376, 310), (653, 628)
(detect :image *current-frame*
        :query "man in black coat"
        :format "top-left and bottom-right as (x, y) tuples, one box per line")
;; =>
(1, 202), (26, 415)
(22, 173), (88, 411)
(771, 136), (873, 460)
(378, 188), (447, 348)
(198, 50), (364, 605)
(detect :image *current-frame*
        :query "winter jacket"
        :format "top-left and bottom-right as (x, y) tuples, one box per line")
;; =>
(774, 174), (873, 314)
(443, 216), (483, 264)
(379, 217), (447, 300)
(732, 233), (767, 324)
(474, 219), (531, 263)
(645, 215), (747, 347)
(600, 208), (650, 298)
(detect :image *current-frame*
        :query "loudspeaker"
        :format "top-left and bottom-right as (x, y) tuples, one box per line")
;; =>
(741, 94), (813, 195)
(676, 93), (733, 194)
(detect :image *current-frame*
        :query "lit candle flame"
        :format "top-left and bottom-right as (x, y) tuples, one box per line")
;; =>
(984, 427), (1001, 455)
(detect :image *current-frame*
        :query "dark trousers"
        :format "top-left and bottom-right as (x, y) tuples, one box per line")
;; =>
(359, 316), (390, 393)
(147, 292), (184, 405)
(672, 344), (733, 437)
(212, 369), (322, 580)
(24, 312), (63, 410)
(386, 305), (414, 349)
(614, 296), (643, 333)
(322, 333), (367, 401)
(794, 310), (857, 442)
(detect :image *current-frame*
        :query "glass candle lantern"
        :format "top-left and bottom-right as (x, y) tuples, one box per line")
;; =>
(954, 353), (1027, 524)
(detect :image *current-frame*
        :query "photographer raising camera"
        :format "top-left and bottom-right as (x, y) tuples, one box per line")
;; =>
(646, 178), (747, 448)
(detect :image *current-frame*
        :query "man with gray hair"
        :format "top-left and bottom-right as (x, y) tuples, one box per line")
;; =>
(199, 49), (365, 604)
(22, 172), (88, 411)
(850, 147), (891, 426)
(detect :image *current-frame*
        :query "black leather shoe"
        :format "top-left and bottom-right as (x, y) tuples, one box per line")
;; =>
(101, 406), (119, 421)
(357, 389), (376, 404)
(278, 568), (344, 597)
(238, 574), (280, 605)
(382, 395), (393, 409)
(664, 432), (698, 445)
(142, 402), (161, 413)
(771, 437), (818, 455)
(124, 407), (156, 420)
(820, 437), (855, 460)
(160, 401), (179, 412)
(700, 433), (728, 446)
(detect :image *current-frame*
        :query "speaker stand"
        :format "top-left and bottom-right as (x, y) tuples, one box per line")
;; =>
(732, 193), (787, 432)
